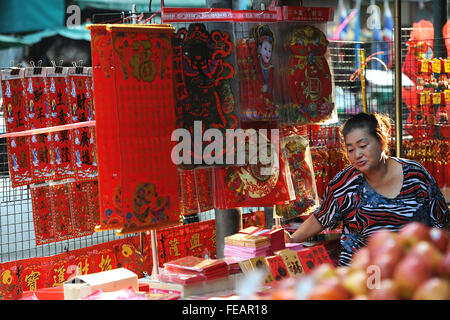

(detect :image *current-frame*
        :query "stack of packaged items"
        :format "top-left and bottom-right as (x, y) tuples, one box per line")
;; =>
(158, 256), (230, 285)
(224, 232), (271, 260)
(224, 227), (286, 261)
(222, 256), (244, 275)
(242, 227), (286, 254)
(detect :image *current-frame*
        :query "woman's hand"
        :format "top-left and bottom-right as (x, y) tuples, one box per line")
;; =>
(283, 229), (292, 243)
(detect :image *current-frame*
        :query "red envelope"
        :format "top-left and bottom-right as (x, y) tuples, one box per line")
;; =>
(266, 255), (290, 281)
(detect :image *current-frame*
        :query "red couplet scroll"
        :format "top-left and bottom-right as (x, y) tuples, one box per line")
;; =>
(88, 24), (180, 234)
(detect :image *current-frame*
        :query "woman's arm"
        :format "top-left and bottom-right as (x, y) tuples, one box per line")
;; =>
(286, 214), (324, 243)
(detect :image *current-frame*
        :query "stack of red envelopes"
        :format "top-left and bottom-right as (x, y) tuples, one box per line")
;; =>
(238, 227), (286, 255)
(162, 256), (230, 284)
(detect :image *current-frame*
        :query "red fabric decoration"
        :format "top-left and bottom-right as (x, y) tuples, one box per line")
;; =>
(50, 183), (74, 241)
(178, 168), (214, 215)
(89, 180), (100, 227)
(73, 253), (95, 276)
(1, 70), (33, 187)
(69, 181), (94, 238)
(30, 184), (55, 245)
(275, 124), (319, 218)
(6, 136), (32, 187)
(237, 24), (278, 121)
(51, 129), (74, 180)
(172, 22), (238, 168)
(24, 72), (53, 183)
(0, 265), (22, 300)
(88, 24), (180, 234)
(213, 136), (295, 208)
(29, 133), (54, 183)
(284, 25), (334, 124)
(67, 68), (97, 182)
(71, 126), (97, 181)
(45, 253), (75, 287)
(24, 72), (50, 130)
(47, 68), (75, 180)
(115, 241), (148, 278)
(92, 248), (117, 273)
(20, 260), (48, 293)
(88, 24), (122, 232)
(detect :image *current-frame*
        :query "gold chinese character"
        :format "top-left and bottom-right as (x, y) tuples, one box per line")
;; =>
(99, 255), (112, 272)
(169, 238), (181, 257)
(188, 233), (202, 252)
(52, 265), (66, 286)
(25, 271), (41, 291)
(209, 230), (216, 248)
(77, 258), (90, 275)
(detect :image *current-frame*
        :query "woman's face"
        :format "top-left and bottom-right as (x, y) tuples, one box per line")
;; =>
(259, 40), (272, 65)
(344, 127), (385, 174)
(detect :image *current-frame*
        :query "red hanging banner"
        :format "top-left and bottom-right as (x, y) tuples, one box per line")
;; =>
(30, 184), (55, 245)
(47, 67), (75, 180)
(87, 24), (122, 231)
(87, 24), (180, 235)
(24, 69), (54, 183)
(1, 69), (33, 187)
(50, 182), (75, 241)
(69, 181), (95, 238)
(67, 67), (97, 182)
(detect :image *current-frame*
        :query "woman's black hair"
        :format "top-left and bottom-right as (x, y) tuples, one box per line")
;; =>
(340, 112), (392, 154)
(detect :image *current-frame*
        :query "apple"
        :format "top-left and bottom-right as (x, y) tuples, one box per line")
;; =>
(368, 279), (401, 300)
(342, 269), (369, 297)
(429, 228), (449, 253)
(350, 247), (371, 272)
(436, 251), (450, 277)
(393, 254), (432, 299)
(367, 229), (398, 259)
(311, 263), (337, 282)
(308, 277), (351, 300)
(408, 241), (442, 272)
(371, 253), (397, 280)
(413, 277), (449, 300)
(335, 266), (350, 280)
(397, 222), (431, 251)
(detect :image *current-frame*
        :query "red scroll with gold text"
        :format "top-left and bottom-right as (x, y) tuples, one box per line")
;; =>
(1, 69), (33, 187)
(88, 24), (180, 234)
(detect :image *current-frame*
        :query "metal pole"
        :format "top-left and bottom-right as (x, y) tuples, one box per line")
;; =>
(215, 208), (242, 258)
(433, 0), (447, 139)
(359, 49), (367, 113)
(150, 229), (159, 280)
(433, 0), (448, 60)
(394, 0), (402, 158)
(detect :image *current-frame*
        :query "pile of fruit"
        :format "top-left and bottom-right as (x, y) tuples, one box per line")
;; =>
(265, 222), (449, 300)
